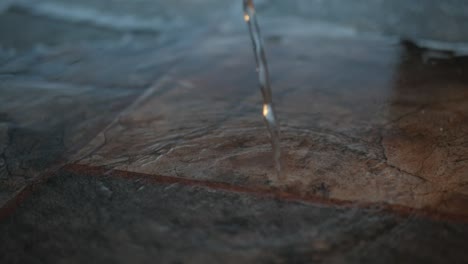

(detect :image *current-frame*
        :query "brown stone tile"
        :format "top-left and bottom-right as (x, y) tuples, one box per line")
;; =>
(75, 34), (468, 217)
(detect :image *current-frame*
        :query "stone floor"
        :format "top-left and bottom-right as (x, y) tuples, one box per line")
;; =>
(0, 2), (468, 264)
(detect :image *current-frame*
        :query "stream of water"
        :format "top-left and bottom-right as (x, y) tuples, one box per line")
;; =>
(243, 0), (282, 180)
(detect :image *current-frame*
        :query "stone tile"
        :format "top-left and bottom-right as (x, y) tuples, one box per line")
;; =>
(0, 170), (466, 264)
(0, 10), (186, 207)
(0, 80), (142, 206)
(73, 35), (262, 166)
(0, 7), (212, 212)
(75, 34), (468, 217)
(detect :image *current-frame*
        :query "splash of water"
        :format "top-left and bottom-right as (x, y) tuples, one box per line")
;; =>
(243, 0), (282, 179)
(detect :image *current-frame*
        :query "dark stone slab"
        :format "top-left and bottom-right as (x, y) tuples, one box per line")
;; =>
(0, 171), (467, 264)
(0, 80), (143, 206)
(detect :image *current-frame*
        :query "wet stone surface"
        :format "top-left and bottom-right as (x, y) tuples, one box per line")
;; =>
(0, 80), (141, 205)
(0, 1), (468, 263)
(0, 171), (467, 264)
(0, 9), (178, 206)
(76, 33), (468, 217)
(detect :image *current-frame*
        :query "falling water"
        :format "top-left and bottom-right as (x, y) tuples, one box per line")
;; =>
(243, 0), (282, 179)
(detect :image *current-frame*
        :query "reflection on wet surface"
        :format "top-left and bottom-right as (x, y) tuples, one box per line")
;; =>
(69, 31), (468, 217)
(0, 1), (468, 262)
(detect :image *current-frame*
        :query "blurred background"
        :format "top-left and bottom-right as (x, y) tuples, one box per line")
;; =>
(1, 0), (468, 50)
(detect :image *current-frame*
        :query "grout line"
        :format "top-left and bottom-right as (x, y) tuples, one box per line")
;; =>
(0, 46), (192, 221)
(71, 75), (174, 163)
(64, 163), (468, 224)
(2, 161), (466, 224)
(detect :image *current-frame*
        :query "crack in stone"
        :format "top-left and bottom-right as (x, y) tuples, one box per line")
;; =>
(416, 145), (437, 176)
(384, 105), (427, 126)
(378, 134), (428, 183)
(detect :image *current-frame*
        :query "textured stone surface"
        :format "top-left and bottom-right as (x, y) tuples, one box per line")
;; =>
(1, 1), (468, 263)
(0, 171), (467, 264)
(0, 10), (178, 206)
(0, 80), (140, 201)
(75, 33), (468, 217)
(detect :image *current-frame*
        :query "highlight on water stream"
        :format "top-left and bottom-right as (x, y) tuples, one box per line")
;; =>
(243, 0), (282, 180)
